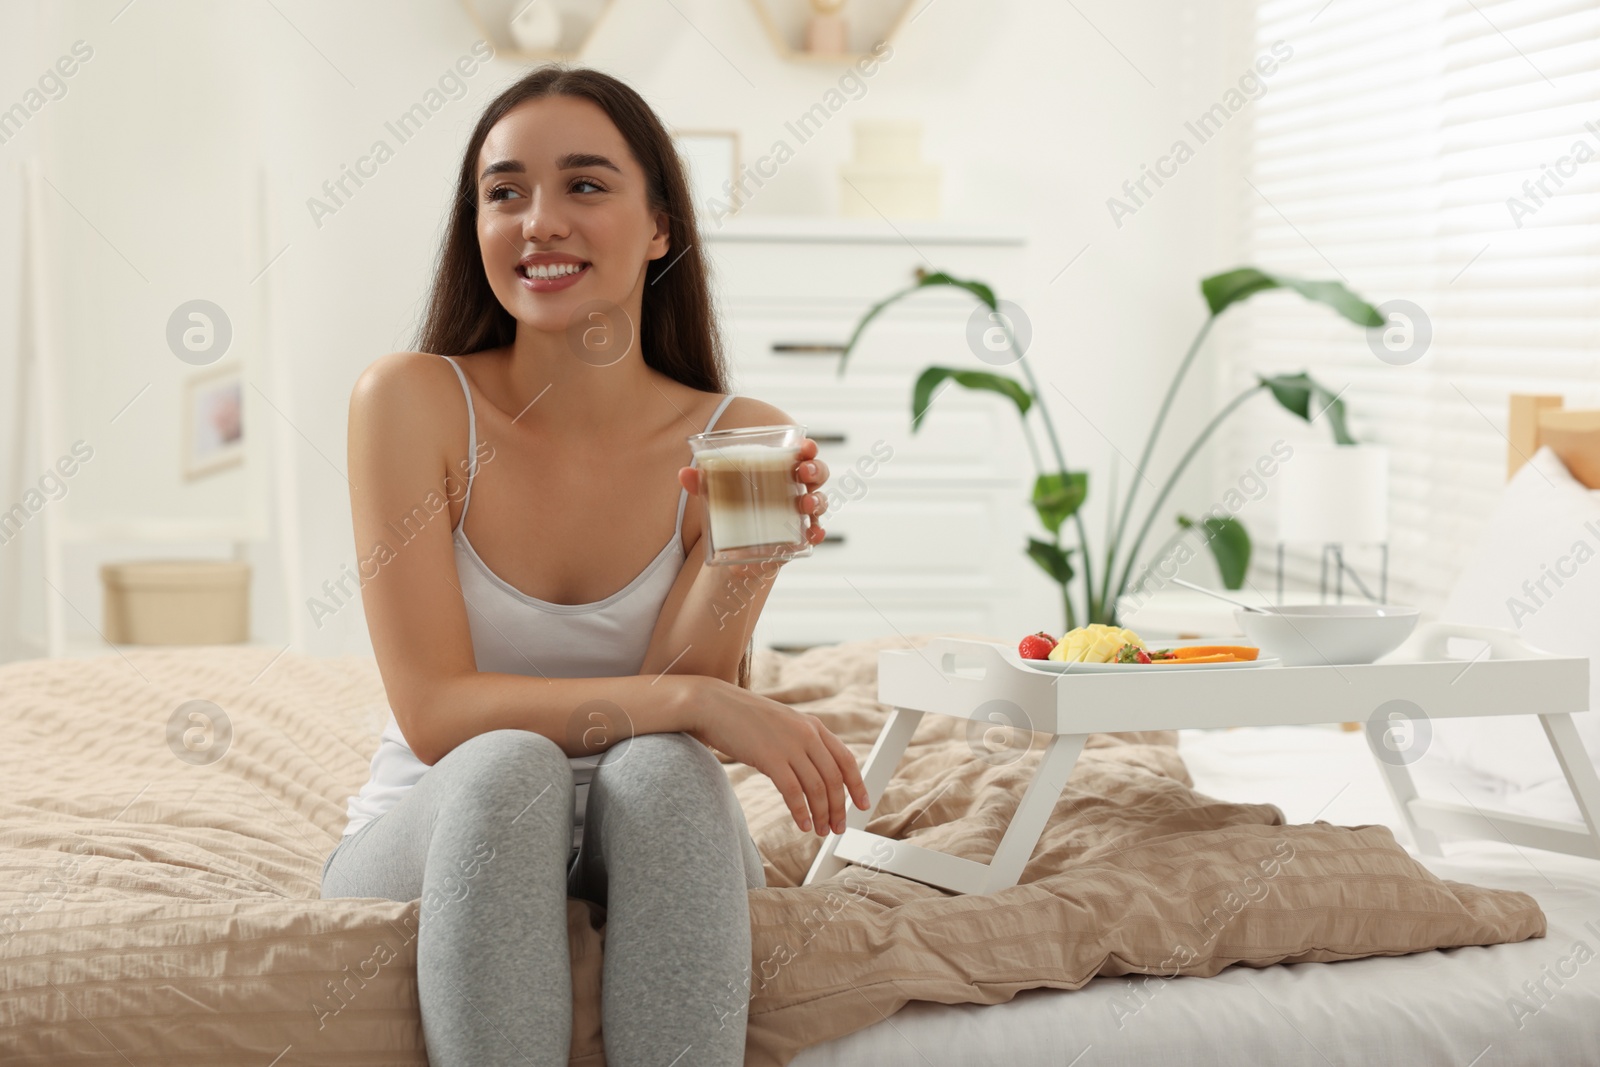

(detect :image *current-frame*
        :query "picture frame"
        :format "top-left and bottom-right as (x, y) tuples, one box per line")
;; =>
(182, 362), (244, 481)
(672, 129), (743, 220)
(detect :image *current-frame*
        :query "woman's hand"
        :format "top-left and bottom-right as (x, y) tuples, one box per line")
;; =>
(684, 676), (869, 837)
(793, 437), (831, 546)
(676, 436), (832, 545)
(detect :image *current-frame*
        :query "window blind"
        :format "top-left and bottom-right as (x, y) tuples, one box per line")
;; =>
(1221, 0), (1600, 611)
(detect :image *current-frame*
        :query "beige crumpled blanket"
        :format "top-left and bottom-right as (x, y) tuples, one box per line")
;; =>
(0, 637), (1544, 1066)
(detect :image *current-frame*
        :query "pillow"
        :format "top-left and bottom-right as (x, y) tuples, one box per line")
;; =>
(1430, 446), (1600, 814)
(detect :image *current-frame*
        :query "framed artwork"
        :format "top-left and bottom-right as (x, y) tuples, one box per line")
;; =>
(182, 362), (244, 480)
(672, 129), (742, 220)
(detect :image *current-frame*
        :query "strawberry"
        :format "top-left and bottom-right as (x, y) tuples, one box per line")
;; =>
(1018, 631), (1057, 660)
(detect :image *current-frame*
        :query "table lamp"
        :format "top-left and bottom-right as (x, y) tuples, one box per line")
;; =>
(1275, 443), (1390, 602)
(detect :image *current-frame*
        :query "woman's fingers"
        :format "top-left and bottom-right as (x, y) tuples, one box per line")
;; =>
(796, 491), (829, 544)
(677, 466), (701, 494)
(798, 729), (847, 834)
(768, 715), (866, 835)
(794, 440), (829, 489)
(793, 442), (831, 547)
(797, 491), (829, 519)
(798, 716), (853, 833)
(773, 766), (813, 832)
(789, 754), (834, 838)
(815, 725), (869, 811)
(796, 457), (830, 490)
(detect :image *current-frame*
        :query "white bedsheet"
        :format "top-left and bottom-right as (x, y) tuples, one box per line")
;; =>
(792, 727), (1600, 1066)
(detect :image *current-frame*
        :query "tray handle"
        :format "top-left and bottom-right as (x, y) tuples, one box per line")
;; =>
(900, 637), (1015, 682)
(1400, 622), (1561, 662)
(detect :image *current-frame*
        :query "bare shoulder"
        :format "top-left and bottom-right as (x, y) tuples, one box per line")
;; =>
(347, 352), (475, 476)
(349, 351), (473, 436)
(715, 395), (794, 431)
(350, 351), (459, 413)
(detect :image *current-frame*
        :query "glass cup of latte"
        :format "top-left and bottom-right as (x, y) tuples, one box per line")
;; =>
(686, 424), (814, 566)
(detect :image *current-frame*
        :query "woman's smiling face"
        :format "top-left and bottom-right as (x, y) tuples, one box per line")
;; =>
(475, 95), (670, 336)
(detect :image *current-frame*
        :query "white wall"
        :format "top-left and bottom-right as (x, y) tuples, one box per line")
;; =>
(2, 0), (1258, 659)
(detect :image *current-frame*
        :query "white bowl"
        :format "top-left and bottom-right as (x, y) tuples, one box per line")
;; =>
(1233, 604), (1420, 666)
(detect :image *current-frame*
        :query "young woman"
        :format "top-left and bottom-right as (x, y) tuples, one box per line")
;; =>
(319, 66), (869, 1067)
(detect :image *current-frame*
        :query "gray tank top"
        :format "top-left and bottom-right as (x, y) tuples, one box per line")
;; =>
(341, 355), (736, 849)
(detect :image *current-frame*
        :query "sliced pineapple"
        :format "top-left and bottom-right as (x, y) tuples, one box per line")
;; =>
(1046, 624), (1146, 664)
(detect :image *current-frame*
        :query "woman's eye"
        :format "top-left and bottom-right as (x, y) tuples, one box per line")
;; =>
(485, 185), (521, 202)
(572, 178), (605, 194)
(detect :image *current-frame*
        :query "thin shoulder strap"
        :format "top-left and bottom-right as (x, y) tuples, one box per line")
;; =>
(674, 394), (738, 542)
(704, 393), (737, 434)
(439, 355), (479, 530)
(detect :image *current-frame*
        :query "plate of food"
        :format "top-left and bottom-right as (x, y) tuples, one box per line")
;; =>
(1015, 625), (1277, 673)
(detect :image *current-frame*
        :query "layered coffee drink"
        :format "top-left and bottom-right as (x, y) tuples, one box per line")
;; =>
(698, 445), (803, 548)
(687, 425), (813, 565)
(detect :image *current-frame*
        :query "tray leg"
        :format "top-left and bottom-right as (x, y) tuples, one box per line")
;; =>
(981, 732), (1087, 894)
(1364, 733), (1443, 857)
(803, 706), (923, 886)
(1539, 713), (1600, 851)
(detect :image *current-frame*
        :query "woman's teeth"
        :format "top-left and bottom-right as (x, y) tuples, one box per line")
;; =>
(518, 262), (585, 279)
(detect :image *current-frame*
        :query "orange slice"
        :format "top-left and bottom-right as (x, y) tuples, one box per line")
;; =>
(1169, 645), (1259, 661)
(1150, 653), (1238, 664)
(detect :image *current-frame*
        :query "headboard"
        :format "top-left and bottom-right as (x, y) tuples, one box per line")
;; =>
(1508, 394), (1600, 488)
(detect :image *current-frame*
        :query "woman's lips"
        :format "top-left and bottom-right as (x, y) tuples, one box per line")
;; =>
(517, 263), (589, 292)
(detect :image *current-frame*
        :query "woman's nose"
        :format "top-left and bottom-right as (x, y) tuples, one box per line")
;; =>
(520, 186), (569, 242)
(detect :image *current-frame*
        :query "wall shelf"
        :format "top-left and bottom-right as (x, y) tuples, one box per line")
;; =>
(460, 0), (613, 63)
(746, 0), (916, 64)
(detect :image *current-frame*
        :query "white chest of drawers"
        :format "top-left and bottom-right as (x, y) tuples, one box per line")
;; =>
(703, 218), (1034, 651)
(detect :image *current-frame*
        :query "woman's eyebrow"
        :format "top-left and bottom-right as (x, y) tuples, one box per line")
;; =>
(555, 152), (622, 173)
(478, 154), (622, 182)
(479, 159), (525, 181)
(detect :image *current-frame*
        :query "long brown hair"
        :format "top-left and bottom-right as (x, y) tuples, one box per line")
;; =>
(416, 65), (727, 392)
(416, 65), (751, 688)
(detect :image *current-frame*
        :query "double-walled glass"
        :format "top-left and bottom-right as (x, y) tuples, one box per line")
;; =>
(686, 424), (814, 566)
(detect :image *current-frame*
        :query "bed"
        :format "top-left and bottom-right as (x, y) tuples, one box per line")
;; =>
(4, 394), (1599, 1066)
(800, 726), (1600, 1066)
(0, 637), (1577, 1067)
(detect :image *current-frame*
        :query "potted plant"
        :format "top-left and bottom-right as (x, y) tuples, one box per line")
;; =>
(836, 267), (1384, 629)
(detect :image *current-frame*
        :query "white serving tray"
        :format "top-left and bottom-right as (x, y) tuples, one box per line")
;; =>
(1023, 655), (1280, 674)
(804, 624), (1598, 895)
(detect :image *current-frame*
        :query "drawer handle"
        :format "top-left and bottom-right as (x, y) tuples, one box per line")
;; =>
(771, 342), (846, 356)
(820, 532), (846, 546)
(810, 432), (847, 445)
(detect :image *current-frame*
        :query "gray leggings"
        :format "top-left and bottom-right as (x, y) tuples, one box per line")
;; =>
(320, 728), (766, 1066)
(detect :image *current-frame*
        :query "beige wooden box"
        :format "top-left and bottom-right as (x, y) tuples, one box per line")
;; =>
(101, 560), (250, 645)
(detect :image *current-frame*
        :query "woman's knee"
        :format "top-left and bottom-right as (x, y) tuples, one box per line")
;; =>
(595, 733), (737, 822)
(441, 728), (571, 777)
(603, 731), (715, 779)
(434, 729), (573, 827)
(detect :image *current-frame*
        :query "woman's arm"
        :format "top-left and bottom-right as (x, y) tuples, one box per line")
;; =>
(639, 397), (829, 683)
(637, 540), (779, 686)
(349, 352), (701, 766)
(632, 399), (867, 834)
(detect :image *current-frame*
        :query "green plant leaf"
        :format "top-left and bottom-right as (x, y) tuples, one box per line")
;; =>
(837, 270), (998, 376)
(1032, 471), (1088, 535)
(1201, 267), (1384, 327)
(1317, 388), (1355, 445)
(1260, 372), (1312, 420)
(1258, 372), (1357, 445)
(1178, 514), (1253, 590)
(1026, 538), (1076, 586)
(911, 366), (1032, 432)
(915, 269), (998, 310)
